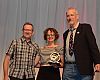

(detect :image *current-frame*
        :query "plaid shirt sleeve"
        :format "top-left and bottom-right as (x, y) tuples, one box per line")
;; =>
(32, 42), (41, 56)
(6, 40), (16, 59)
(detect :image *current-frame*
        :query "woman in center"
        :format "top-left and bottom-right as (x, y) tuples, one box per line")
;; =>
(36, 28), (64, 80)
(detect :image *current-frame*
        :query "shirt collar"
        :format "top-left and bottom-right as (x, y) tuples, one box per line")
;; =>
(69, 22), (79, 31)
(74, 22), (79, 29)
(21, 36), (32, 43)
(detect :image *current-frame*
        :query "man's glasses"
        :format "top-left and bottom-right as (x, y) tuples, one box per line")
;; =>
(23, 29), (32, 31)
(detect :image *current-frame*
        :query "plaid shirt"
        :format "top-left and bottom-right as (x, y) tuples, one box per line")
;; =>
(6, 37), (40, 79)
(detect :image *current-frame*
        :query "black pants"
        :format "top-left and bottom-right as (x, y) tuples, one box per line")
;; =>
(36, 66), (61, 80)
(9, 76), (35, 80)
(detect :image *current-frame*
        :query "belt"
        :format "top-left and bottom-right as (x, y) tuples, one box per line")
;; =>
(65, 62), (76, 64)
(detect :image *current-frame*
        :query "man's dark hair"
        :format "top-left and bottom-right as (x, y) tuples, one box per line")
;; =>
(22, 22), (34, 31)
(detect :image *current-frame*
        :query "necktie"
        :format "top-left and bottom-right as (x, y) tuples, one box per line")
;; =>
(69, 29), (74, 56)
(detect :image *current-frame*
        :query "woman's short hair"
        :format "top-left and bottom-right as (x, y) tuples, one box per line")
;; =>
(44, 28), (59, 41)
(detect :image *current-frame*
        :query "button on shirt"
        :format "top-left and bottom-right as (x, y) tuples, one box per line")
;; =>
(65, 22), (79, 62)
(6, 37), (40, 79)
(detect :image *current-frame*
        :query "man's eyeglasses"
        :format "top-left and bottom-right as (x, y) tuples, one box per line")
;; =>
(23, 29), (33, 31)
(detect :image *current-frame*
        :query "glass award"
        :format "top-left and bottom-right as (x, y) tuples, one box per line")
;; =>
(48, 51), (60, 66)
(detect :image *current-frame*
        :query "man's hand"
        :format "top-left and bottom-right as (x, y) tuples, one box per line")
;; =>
(4, 75), (8, 80)
(95, 64), (100, 72)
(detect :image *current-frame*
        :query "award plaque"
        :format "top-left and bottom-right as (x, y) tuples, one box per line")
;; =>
(48, 51), (60, 66)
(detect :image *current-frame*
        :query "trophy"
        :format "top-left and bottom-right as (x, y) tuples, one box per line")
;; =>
(48, 51), (60, 66)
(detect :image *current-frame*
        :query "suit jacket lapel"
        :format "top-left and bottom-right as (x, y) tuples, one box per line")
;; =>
(74, 23), (82, 45)
(63, 30), (69, 41)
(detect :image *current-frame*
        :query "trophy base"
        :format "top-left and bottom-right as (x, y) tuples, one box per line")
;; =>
(48, 61), (60, 66)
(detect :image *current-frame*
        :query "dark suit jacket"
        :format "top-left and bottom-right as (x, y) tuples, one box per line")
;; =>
(63, 23), (100, 75)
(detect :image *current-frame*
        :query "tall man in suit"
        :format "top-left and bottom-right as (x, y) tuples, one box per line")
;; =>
(62, 7), (100, 80)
